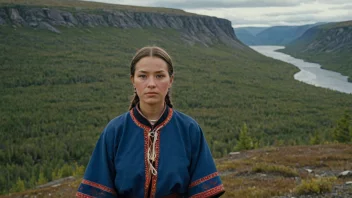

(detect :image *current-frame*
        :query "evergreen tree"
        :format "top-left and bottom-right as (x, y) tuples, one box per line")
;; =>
(310, 132), (322, 145)
(37, 171), (47, 185)
(235, 123), (253, 151)
(9, 178), (25, 193)
(333, 112), (351, 143)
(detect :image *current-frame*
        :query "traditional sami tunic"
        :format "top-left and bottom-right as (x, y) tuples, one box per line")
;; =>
(76, 105), (225, 198)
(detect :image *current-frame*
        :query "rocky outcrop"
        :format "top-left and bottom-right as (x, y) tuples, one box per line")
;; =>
(0, 5), (245, 49)
(287, 21), (352, 53)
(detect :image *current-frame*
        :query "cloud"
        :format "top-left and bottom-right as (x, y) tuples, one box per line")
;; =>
(84, 0), (352, 27)
(150, 0), (307, 9)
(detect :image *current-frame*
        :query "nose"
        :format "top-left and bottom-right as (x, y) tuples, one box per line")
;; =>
(147, 76), (156, 88)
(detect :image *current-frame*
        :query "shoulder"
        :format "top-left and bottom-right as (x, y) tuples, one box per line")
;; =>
(102, 111), (130, 137)
(172, 109), (201, 131)
(172, 110), (199, 125)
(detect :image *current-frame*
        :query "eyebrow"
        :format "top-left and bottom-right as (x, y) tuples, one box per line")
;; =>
(137, 70), (167, 73)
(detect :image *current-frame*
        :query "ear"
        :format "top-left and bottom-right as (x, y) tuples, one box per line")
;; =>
(130, 75), (135, 86)
(169, 75), (174, 88)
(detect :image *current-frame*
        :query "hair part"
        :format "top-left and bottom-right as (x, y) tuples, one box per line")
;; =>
(129, 46), (174, 110)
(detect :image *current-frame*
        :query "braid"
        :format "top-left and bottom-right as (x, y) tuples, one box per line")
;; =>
(165, 92), (173, 108)
(129, 93), (140, 110)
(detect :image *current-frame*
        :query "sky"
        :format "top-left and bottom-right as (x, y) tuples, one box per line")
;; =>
(83, 0), (352, 27)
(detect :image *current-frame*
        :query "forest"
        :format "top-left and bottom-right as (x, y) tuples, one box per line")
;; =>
(0, 25), (351, 194)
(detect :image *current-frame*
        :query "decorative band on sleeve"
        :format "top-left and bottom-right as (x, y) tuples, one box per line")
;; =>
(189, 172), (219, 188)
(81, 179), (117, 195)
(190, 184), (225, 198)
(76, 192), (94, 198)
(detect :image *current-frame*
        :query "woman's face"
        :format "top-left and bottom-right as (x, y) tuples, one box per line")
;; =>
(131, 56), (173, 107)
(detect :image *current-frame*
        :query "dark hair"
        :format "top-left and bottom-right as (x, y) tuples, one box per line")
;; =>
(129, 46), (174, 110)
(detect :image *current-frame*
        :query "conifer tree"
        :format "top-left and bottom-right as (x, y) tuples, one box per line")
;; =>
(37, 171), (47, 185)
(333, 112), (351, 143)
(9, 178), (25, 193)
(235, 123), (253, 151)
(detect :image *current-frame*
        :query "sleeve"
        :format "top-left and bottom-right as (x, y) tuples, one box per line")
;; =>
(186, 124), (225, 198)
(76, 124), (118, 198)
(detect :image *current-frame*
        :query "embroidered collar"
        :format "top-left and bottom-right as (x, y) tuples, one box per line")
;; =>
(132, 104), (171, 130)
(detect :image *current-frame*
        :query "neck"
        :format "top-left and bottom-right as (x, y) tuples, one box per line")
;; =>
(139, 102), (165, 121)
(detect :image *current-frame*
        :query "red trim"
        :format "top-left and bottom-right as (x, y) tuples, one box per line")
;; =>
(155, 108), (173, 130)
(76, 192), (94, 198)
(144, 129), (151, 198)
(150, 131), (161, 198)
(190, 184), (225, 198)
(130, 109), (151, 131)
(189, 172), (219, 188)
(130, 107), (173, 198)
(81, 179), (116, 195)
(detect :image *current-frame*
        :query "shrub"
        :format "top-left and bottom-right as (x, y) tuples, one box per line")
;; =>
(294, 177), (336, 195)
(252, 163), (298, 177)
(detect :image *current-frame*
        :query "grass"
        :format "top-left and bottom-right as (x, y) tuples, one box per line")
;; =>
(252, 163), (299, 177)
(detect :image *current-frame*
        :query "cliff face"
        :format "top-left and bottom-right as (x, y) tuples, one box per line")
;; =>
(0, 5), (245, 49)
(287, 21), (352, 53)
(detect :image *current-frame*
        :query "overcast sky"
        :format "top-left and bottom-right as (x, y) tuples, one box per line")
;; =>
(84, 0), (352, 27)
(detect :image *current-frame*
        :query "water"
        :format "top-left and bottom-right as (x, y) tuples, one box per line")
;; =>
(251, 46), (352, 94)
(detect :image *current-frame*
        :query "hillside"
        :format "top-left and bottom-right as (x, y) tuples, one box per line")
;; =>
(0, 0), (245, 49)
(1, 0), (352, 195)
(2, 144), (352, 198)
(281, 20), (352, 81)
(234, 28), (262, 45)
(235, 23), (322, 46)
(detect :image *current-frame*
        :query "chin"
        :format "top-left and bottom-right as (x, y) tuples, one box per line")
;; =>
(142, 98), (162, 106)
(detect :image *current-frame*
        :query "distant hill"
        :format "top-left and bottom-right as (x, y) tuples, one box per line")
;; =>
(234, 23), (324, 46)
(281, 20), (352, 81)
(234, 28), (263, 45)
(234, 26), (268, 36)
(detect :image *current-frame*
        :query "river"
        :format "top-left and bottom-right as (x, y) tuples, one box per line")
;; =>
(251, 46), (352, 94)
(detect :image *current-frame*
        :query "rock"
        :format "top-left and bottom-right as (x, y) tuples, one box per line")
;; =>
(38, 22), (61, 34)
(229, 152), (240, 155)
(0, 5), (246, 48)
(305, 168), (313, 173)
(346, 181), (352, 185)
(338, 170), (352, 178)
(0, 8), (7, 25)
(9, 8), (26, 25)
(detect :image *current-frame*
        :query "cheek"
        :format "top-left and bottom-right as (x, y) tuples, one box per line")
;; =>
(159, 81), (170, 92)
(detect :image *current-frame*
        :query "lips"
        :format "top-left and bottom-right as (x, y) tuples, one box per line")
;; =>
(146, 92), (158, 95)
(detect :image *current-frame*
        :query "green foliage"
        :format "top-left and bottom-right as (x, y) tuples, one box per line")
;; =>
(332, 112), (352, 143)
(9, 178), (25, 193)
(310, 131), (322, 145)
(252, 163), (299, 177)
(37, 171), (48, 185)
(0, 22), (352, 193)
(294, 177), (337, 195)
(73, 162), (85, 177)
(235, 123), (253, 151)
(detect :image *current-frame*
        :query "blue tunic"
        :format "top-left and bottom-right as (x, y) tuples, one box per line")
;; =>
(76, 105), (225, 198)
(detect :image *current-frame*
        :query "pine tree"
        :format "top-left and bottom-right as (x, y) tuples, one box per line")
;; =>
(333, 112), (351, 143)
(235, 123), (253, 151)
(310, 132), (322, 145)
(9, 178), (25, 193)
(37, 171), (47, 185)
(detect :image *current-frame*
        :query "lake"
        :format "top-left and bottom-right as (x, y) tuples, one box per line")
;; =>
(251, 46), (352, 94)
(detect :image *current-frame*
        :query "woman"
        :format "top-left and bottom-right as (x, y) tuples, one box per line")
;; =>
(76, 46), (225, 198)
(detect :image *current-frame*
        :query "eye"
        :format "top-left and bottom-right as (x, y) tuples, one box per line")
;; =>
(156, 74), (165, 79)
(138, 74), (147, 79)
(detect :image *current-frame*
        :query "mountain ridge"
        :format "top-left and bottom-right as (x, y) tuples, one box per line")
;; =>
(0, 3), (246, 49)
